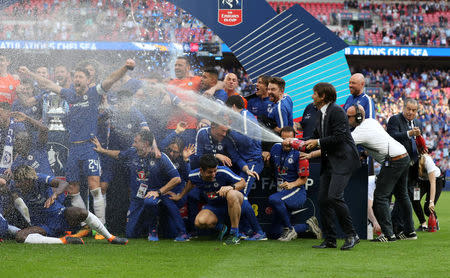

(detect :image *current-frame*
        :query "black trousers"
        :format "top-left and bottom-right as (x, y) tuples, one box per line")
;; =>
(411, 178), (444, 224)
(391, 162), (417, 234)
(375, 156), (414, 237)
(318, 167), (356, 241)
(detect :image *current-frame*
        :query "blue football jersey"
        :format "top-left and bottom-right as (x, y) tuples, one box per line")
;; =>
(247, 96), (271, 118)
(229, 109), (262, 162)
(13, 173), (63, 225)
(194, 127), (246, 170)
(343, 92), (376, 119)
(108, 106), (148, 150)
(60, 84), (104, 142)
(270, 143), (309, 183)
(188, 166), (242, 204)
(12, 149), (54, 176)
(118, 149), (180, 200)
(268, 95), (293, 128)
(12, 99), (43, 121)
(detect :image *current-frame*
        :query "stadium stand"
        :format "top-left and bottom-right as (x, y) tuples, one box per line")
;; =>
(0, 1), (448, 46)
(356, 67), (449, 170)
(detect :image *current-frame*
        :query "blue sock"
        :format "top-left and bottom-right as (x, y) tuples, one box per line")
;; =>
(215, 223), (224, 231)
(294, 223), (308, 234)
(230, 227), (239, 235)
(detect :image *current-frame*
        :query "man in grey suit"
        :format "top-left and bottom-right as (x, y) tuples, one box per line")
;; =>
(304, 83), (361, 250)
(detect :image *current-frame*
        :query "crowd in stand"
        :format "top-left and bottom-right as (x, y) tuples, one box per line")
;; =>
(0, 0), (212, 42)
(360, 67), (449, 170)
(374, 1), (448, 47)
(0, 0), (448, 47)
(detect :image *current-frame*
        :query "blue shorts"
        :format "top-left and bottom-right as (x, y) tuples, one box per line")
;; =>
(35, 207), (76, 237)
(99, 153), (114, 183)
(203, 202), (228, 224)
(66, 142), (101, 182)
(269, 187), (307, 211)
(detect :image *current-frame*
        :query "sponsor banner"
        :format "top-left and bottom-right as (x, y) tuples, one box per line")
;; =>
(345, 46), (450, 57)
(223, 44), (450, 57)
(0, 40), (171, 51)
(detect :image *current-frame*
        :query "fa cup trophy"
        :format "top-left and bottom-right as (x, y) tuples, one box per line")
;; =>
(44, 92), (67, 131)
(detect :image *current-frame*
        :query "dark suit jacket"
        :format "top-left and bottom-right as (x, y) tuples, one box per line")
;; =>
(386, 113), (420, 158)
(313, 103), (361, 175)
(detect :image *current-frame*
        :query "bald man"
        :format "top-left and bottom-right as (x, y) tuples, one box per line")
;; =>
(223, 73), (247, 108)
(343, 73), (375, 119)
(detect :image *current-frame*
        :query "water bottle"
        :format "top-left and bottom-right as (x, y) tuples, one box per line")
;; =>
(428, 213), (437, 232)
(367, 221), (373, 240)
(290, 139), (306, 152)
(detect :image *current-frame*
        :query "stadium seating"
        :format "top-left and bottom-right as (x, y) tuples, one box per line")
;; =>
(0, 0), (448, 46)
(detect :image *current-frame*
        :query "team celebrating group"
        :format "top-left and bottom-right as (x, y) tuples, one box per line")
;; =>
(0, 54), (441, 248)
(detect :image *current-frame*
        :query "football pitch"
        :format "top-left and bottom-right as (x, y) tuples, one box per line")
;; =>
(1, 192), (449, 278)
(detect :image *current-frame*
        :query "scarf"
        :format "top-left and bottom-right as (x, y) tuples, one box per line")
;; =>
(0, 118), (16, 173)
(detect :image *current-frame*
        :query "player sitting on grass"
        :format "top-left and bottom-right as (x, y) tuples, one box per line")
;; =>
(3, 165), (127, 245)
(169, 154), (245, 245)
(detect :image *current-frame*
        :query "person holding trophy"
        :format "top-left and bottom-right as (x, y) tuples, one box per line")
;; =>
(18, 59), (136, 236)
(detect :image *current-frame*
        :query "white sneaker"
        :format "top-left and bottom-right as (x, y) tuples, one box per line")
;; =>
(278, 227), (297, 241)
(306, 216), (322, 239)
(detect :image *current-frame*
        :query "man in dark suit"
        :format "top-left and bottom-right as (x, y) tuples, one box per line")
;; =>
(387, 98), (420, 237)
(304, 83), (361, 250)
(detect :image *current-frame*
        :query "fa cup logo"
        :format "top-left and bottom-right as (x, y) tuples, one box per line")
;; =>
(218, 0), (243, 26)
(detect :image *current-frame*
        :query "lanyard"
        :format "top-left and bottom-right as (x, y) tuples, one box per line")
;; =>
(207, 128), (218, 154)
(278, 148), (289, 175)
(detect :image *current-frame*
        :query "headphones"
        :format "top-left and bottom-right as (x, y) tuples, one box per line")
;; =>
(353, 104), (363, 124)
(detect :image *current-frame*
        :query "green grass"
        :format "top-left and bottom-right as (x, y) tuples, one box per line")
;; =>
(1, 192), (449, 278)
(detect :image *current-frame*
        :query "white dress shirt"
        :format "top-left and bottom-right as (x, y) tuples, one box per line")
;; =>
(351, 118), (407, 163)
(317, 103), (330, 147)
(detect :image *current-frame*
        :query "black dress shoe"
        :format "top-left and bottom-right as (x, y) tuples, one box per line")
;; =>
(340, 235), (360, 250)
(312, 240), (337, 249)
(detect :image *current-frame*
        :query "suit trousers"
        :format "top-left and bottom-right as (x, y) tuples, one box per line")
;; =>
(391, 163), (418, 233)
(318, 166), (356, 240)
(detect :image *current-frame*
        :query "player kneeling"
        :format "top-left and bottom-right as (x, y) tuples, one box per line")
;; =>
(169, 154), (245, 245)
(9, 165), (127, 245)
